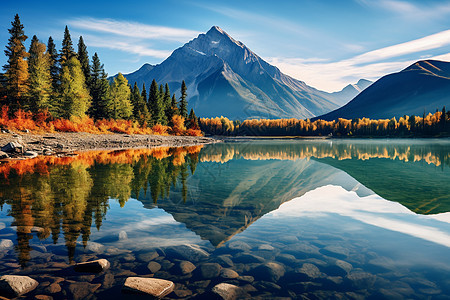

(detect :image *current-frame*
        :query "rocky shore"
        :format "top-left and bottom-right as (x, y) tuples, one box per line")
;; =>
(0, 132), (219, 160)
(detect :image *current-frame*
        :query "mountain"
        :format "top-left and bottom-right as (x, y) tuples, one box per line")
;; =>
(328, 79), (372, 106)
(119, 26), (351, 120)
(315, 60), (450, 121)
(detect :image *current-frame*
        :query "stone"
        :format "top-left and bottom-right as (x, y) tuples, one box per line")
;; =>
(254, 281), (282, 292)
(24, 151), (38, 159)
(165, 244), (209, 262)
(251, 262), (285, 282)
(83, 241), (104, 253)
(346, 271), (376, 289)
(1, 142), (23, 153)
(43, 282), (61, 294)
(335, 260), (352, 274)
(176, 261), (196, 275)
(237, 276), (254, 283)
(320, 245), (349, 259)
(275, 253), (297, 265)
(233, 253), (265, 263)
(137, 250), (159, 262)
(199, 263), (222, 279)
(227, 241), (251, 252)
(258, 244), (275, 251)
(173, 289), (193, 297)
(215, 255), (234, 267)
(74, 259), (110, 273)
(0, 275), (39, 298)
(284, 243), (320, 258)
(147, 261), (162, 273)
(220, 268), (239, 279)
(296, 263), (321, 280)
(0, 151), (8, 159)
(0, 239), (13, 250)
(212, 283), (243, 300)
(122, 277), (174, 298)
(34, 295), (53, 300)
(118, 230), (128, 240)
(67, 282), (101, 300)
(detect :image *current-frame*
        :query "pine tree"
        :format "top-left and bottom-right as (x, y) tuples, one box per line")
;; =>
(60, 26), (75, 66)
(179, 80), (188, 120)
(59, 57), (91, 118)
(77, 36), (90, 87)
(108, 73), (133, 119)
(47, 36), (59, 90)
(130, 82), (150, 124)
(163, 83), (171, 119)
(141, 83), (147, 103)
(88, 52), (109, 119)
(159, 84), (167, 125)
(148, 79), (164, 125)
(27, 35), (53, 114)
(187, 108), (199, 129)
(3, 14), (29, 109)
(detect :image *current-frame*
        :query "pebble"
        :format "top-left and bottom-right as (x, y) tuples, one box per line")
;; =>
(74, 259), (110, 273)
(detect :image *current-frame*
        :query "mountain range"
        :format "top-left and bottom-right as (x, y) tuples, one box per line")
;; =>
(316, 60), (450, 121)
(120, 26), (371, 120)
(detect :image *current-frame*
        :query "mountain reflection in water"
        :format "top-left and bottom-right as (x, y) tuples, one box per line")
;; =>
(0, 139), (449, 266)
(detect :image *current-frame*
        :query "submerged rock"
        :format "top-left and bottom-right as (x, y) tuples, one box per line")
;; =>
(175, 261), (196, 275)
(67, 282), (101, 299)
(220, 268), (239, 279)
(212, 283), (243, 300)
(199, 263), (222, 279)
(0, 275), (38, 298)
(296, 263), (321, 279)
(165, 244), (209, 262)
(74, 259), (110, 273)
(227, 241), (251, 252)
(346, 271), (376, 289)
(0, 239), (13, 250)
(250, 262), (285, 282)
(147, 261), (162, 273)
(122, 277), (174, 297)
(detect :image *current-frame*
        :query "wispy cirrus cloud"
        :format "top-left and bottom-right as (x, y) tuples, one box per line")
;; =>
(357, 0), (450, 19)
(67, 17), (198, 41)
(267, 29), (450, 92)
(66, 17), (198, 59)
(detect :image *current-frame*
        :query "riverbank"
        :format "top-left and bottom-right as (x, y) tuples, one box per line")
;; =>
(0, 132), (219, 160)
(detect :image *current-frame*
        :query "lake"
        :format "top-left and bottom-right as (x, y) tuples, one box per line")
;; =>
(0, 139), (449, 299)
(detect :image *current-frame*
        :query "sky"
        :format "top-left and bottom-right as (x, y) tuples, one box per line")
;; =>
(1, 0), (450, 92)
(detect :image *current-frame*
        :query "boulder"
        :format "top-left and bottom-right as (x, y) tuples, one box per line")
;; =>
(250, 262), (285, 282)
(0, 275), (38, 298)
(0, 151), (9, 159)
(165, 244), (209, 262)
(122, 277), (174, 297)
(84, 241), (104, 253)
(176, 261), (196, 275)
(295, 263), (321, 279)
(147, 261), (162, 273)
(74, 259), (110, 273)
(137, 250), (159, 262)
(199, 263), (222, 279)
(1, 142), (23, 153)
(0, 239), (13, 250)
(212, 283), (243, 300)
(220, 268), (239, 279)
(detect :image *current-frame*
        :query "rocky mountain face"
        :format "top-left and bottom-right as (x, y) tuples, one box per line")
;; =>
(316, 60), (450, 121)
(329, 79), (372, 106)
(120, 26), (365, 120)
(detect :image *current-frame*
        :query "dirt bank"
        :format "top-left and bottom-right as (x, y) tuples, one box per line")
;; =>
(0, 132), (219, 160)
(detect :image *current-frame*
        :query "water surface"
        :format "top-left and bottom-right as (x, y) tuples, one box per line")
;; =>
(0, 139), (449, 299)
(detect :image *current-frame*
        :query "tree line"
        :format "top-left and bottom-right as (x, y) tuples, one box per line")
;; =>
(199, 108), (450, 137)
(0, 14), (199, 134)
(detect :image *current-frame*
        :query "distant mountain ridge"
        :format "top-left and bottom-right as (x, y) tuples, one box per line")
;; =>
(117, 26), (368, 120)
(316, 60), (450, 121)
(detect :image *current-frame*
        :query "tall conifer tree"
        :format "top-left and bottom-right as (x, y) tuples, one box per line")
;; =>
(60, 26), (75, 66)
(47, 36), (59, 90)
(27, 35), (53, 113)
(108, 73), (133, 119)
(88, 52), (109, 119)
(3, 14), (29, 109)
(141, 83), (147, 103)
(60, 56), (91, 118)
(179, 80), (188, 119)
(77, 36), (90, 87)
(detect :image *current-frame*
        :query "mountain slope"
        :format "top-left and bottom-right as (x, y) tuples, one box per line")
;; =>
(328, 79), (372, 106)
(120, 26), (344, 120)
(316, 60), (450, 121)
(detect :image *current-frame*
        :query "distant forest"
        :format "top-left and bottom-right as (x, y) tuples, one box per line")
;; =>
(200, 109), (449, 137)
(0, 14), (200, 135)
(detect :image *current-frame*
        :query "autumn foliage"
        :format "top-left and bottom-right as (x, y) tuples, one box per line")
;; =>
(200, 109), (450, 137)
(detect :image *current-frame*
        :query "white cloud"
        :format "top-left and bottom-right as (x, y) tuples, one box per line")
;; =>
(360, 0), (450, 19)
(267, 29), (450, 92)
(68, 17), (199, 42)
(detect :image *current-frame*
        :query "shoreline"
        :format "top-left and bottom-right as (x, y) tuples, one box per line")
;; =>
(0, 132), (220, 160)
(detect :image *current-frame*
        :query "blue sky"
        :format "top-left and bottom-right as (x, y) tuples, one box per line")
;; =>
(1, 0), (450, 91)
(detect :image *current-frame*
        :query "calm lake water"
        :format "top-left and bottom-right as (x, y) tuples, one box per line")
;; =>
(0, 139), (449, 299)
